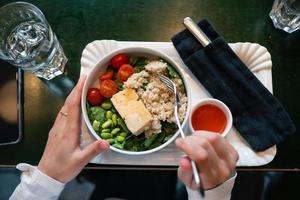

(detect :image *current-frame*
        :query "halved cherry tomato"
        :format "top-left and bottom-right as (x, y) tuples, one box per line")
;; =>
(117, 64), (135, 83)
(100, 79), (118, 98)
(110, 53), (129, 69)
(87, 88), (104, 106)
(99, 70), (113, 80)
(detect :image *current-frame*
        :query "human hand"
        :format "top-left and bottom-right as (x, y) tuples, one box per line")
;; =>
(37, 75), (110, 183)
(175, 131), (238, 190)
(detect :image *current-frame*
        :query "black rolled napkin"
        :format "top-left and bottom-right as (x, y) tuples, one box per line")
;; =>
(172, 19), (296, 152)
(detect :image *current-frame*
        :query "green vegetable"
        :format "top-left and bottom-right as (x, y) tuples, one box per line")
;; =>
(100, 132), (112, 139)
(118, 121), (180, 151)
(117, 117), (130, 133)
(129, 57), (138, 65)
(166, 64), (180, 78)
(131, 57), (150, 72)
(115, 80), (124, 91)
(111, 128), (120, 135)
(162, 121), (178, 135)
(102, 119), (112, 129)
(112, 114), (118, 126)
(113, 142), (124, 149)
(119, 132), (127, 138)
(92, 120), (101, 132)
(88, 106), (106, 124)
(101, 128), (111, 133)
(124, 134), (145, 151)
(144, 134), (158, 148)
(106, 111), (113, 119)
(106, 138), (114, 144)
(116, 136), (125, 142)
(163, 134), (174, 143)
(101, 101), (112, 110)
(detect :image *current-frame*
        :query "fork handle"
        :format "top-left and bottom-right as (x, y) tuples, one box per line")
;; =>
(191, 161), (201, 185)
(191, 161), (205, 197)
(174, 106), (205, 197)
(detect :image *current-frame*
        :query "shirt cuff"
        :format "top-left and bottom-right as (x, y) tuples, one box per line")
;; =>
(186, 172), (237, 200)
(16, 163), (65, 198)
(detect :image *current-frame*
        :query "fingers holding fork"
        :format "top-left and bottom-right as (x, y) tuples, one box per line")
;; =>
(176, 131), (238, 192)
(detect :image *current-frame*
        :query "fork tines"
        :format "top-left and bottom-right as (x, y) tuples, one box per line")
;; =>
(157, 74), (175, 92)
(157, 74), (181, 106)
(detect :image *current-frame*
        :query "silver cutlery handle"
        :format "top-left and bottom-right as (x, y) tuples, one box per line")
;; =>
(183, 17), (211, 47)
(191, 160), (201, 187)
(174, 98), (205, 197)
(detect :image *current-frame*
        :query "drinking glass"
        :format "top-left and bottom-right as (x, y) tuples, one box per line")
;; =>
(269, 0), (300, 33)
(0, 2), (68, 80)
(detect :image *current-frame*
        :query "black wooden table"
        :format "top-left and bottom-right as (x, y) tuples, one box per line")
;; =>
(0, 0), (299, 171)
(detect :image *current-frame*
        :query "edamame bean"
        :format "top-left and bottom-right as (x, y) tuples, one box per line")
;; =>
(102, 119), (112, 128)
(111, 128), (120, 135)
(113, 142), (124, 149)
(101, 102), (112, 110)
(112, 114), (117, 126)
(119, 132), (127, 138)
(92, 120), (100, 132)
(116, 136), (125, 142)
(106, 138), (114, 144)
(100, 132), (112, 139)
(101, 128), (111, 133)
(106, 111), (113, 119)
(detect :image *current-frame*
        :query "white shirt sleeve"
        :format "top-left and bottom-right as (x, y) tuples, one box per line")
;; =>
(186, 173), (237, 200)
(9, 163), (65, 200)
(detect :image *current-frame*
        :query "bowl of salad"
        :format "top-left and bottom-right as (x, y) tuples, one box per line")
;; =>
(81, 47), (191, 155)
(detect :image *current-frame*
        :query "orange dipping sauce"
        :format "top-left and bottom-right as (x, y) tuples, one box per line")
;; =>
(191, 104), (227, 133)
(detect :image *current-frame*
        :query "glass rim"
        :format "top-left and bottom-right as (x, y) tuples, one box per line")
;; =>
(278, 0), (300, 11)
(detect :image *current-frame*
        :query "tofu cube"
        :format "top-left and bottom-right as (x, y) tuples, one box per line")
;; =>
(124, 101), (152, 135)
(111, 88), (152, 135)
(111, 88), (138, 117)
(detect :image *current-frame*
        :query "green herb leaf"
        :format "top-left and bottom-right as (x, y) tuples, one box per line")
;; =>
(166, 65), (180, 78)
(117, 117), (130, 133)
(88, 106), (106, 124)
(162, 121), (178, 136)
(144, 134), (158, 148)
(124, 134), (145, 151)
(115, 80), (124, 91)
(131, 57), (150, 72)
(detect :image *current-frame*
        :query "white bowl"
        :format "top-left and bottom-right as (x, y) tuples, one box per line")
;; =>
(81, 47), (191, 155)
(189, 98), (232, 137)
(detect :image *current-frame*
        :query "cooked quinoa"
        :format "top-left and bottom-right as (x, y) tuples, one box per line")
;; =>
(124, 60), (188, 137)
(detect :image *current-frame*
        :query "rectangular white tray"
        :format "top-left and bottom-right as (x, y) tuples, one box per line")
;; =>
(80, 40), (277, 167)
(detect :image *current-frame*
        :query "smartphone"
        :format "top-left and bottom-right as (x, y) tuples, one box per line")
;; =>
(0, 60), (24, 145)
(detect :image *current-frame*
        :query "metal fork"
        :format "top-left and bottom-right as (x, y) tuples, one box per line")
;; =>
(157, 74), (205, 197)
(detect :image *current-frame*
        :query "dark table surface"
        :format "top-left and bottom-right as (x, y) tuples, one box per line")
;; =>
(0, 0), (299, 170)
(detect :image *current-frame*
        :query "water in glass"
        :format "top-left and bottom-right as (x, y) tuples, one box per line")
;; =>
(0, 2), (67, 80)
(269, 0), (300, 33)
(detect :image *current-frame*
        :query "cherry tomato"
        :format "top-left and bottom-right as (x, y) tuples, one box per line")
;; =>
(117, 64), (135, 83)
(87, 88), (104, 106)
(99, 70), (113, 80)
(100, 79), (118, 98)
(110, 53), (129, 69)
